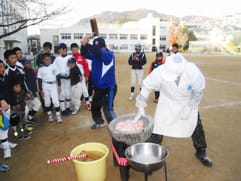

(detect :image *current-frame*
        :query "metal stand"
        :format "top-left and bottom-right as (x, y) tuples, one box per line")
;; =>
(143, 162), (167, 181)
(164, 162), (168, 181)
(144, 173), (148, 181)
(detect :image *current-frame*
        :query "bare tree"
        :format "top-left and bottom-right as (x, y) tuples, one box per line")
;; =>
(0, 0), (68, 39)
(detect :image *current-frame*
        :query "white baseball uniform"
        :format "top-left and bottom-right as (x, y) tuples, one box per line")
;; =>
(37, 64), (59, 108)
(53, 55), (72, 111)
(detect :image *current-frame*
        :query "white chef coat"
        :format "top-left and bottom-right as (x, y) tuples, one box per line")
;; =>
(140, 61), (205, 138)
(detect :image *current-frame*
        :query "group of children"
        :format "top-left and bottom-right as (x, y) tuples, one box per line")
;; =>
(0, 42), (93, 169)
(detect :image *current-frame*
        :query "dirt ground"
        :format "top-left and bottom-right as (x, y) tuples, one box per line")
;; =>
(1, 53), (241, 181)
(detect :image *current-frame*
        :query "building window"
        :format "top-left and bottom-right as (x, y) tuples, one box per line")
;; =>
(53, 35), (59, 45)
(85, 33), (92, 37)
(109, 34), (118, 40)
(130, 34), (138, 40)
(152, 38), (156, 45)
(61, 33), (71, 40)
(152, 25), (156, 36)
(160, 27), (167, 33)
(109, 44), (118, 50)
(159, 44), (166, 49)
(99, 34), (107, 39)
(120, 44), (128, 50)
(120, 34), (128, 40)
(160, 36), (166, 41)
(140, 34), (148, 40)
(74, 33), (83, 39)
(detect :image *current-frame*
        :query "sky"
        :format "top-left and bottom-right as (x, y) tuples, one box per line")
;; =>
(28, 0), (241, 35)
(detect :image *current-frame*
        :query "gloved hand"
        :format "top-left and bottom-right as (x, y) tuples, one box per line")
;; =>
(180, 105), (192, 120)
(135, 94), (147, 109)
(133, 107), (145, 122)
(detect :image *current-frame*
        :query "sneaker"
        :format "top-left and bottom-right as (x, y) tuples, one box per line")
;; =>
(17, 134), (30, 141)
(8, 142), (17, 149)
(2, 142), (11, 159)
(66, 108), (72, 114)
(91, 123), (105, 129)
(27, 118), (39, 126)
(0, 163), (9, 172)
(72, 108), (79, 115)
(24, 129), (32, 136)
(0, 142), (17, 149)
(128, 95), (134, 101)
(48, 115), (53, 122)
(62, 110), (70, 116)
(57, 116), (63, 123)
(86, 103), (91, 110)
(195, 151), (213, 167)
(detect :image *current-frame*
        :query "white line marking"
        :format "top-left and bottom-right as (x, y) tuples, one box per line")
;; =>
(206, 77), (241, 86)
(201, 101), (241, 110)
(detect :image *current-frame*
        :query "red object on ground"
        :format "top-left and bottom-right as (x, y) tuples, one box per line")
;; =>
(47, 153), (88, 165)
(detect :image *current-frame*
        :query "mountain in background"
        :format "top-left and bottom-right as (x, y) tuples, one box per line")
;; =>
(77, 8), (217, 25)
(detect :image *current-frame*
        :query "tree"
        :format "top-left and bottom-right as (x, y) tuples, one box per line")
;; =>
(168, 22), (197, 51)
(177, 25), (197, 51)
(0, 0), (68, 39)
(168, 20), (179, 46)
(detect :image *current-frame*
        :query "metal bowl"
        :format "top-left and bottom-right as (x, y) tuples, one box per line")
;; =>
(108, 113), (154, 145)
(125, 143), (168, 173)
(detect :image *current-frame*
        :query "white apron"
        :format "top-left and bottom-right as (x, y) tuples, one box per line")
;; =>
(141, 62), (205, 138)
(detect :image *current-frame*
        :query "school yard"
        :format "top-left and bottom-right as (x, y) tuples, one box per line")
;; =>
(1, 53), (241, 181)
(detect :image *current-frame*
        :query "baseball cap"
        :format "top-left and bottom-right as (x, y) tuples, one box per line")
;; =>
(93, 37), (106, 48)
(156, 52), (163, 57)
(135, 43), (142, 50)
(67, 57), (76, 64)
(21, 57), (32, 64)
(58, 43), (67, 49)
(161, 53), (187, 81)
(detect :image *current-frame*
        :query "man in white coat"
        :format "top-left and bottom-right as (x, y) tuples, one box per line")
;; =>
(135, 53), (212, 167)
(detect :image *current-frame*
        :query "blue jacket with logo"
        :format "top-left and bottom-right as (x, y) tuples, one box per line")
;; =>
(81, 44), (116, 89)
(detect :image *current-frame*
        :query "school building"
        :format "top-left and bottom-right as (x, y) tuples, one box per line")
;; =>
(40, 14), (171, 53)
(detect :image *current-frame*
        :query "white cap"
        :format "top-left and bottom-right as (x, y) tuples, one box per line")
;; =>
(161, 53), (187, 81)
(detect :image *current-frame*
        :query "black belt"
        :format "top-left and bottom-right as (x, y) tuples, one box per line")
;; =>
(43, 81), (56, 84)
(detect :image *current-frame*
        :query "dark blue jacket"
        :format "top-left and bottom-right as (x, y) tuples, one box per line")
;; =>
(128, 52), (146, 69)
(81, 44), (116, 89)
(24, 68), (37, 97)
(0, 75), (7, 101)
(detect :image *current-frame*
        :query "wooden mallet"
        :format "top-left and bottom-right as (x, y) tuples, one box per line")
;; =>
(90, 18), (99, 37)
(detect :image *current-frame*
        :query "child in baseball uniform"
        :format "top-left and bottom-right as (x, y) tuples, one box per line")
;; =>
(37, 53), (62, 123)
(7, 80), (32, 140)
(22, 57), (41, 125)
(67, 57), (83, 115)
(71, 43), (91, 110)
(0, 59), (17, 159)
(53, 43), (72, 115)
(148, 52), (165, 103)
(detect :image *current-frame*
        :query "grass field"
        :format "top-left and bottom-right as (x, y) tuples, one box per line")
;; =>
(1, 53), (241, 181)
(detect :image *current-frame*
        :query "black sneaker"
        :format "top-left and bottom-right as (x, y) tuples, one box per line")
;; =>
(24, 129), (32, 135)
(91, 123), (105, 129)
(66, 108), (72, 114)
(27, 118), (39, 126)
(18, 134), (30, 141)
(62, 110), (70, 116)
(195, 151), (213, 167)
